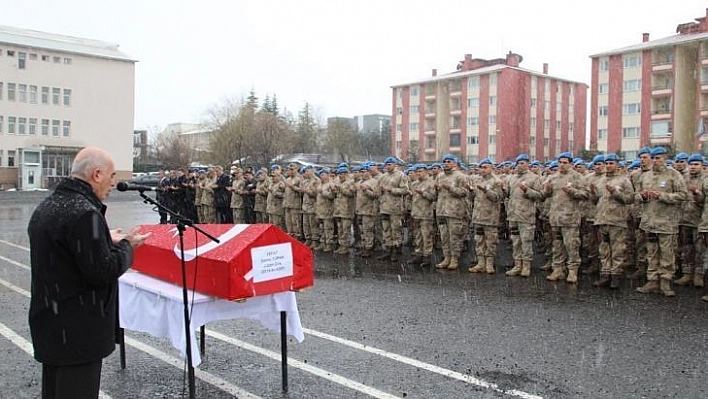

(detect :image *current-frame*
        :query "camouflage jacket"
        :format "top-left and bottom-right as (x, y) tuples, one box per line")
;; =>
(301, 175), (320, 214)
(544, 169), (589, 227)
(378, 170), (408, 215)
(356, 177), (379, 216)
(469, 173), (503, 226)
(230, 177), (244, 208)
(592, 171), (634, 228)
(316, 179), (336, 219)
(410, 176), (436, 220)
(333, 178), (356, 219)
(283, 175), (302, 209)
(254, 179), (269, 213)
(635, 165), (687, 234)
(266, 180), (286, 215)
(679, 171), (704, 227)
(434, 170), (469, 219)
(506, 169), (543, 224)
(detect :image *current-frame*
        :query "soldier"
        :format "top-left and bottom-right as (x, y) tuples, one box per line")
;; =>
(581, 155), (606, 275)
(676, 153), (705, 287)
(377, 157), (409, 261)
(283, 163), (304, 239)
(315, 169), (337, 252)
(505, 154), (543, 277)
(156, 170), (170, 224)
(590, 154), (635, 288)
(543, 152), (589, 283)
(213, 166), (233, 224)
(242, 169), (257, 223)
(467, 158), (504, 274)
(435, 155), (469, 270)
(333, 167), (356, 255)
(266, 170), (286, 229)
(300, 166), (320, 248)
(194, 170), (205, 223)
(408, 164), (436, 267)
(229, 167), (245, 224)
(355, 165), (379, 258)
(635, 147), (688, 297)
(629, 147), (653, 279)
(673, 152), (689, 176)
(253, 170), (269, 223)
(201, 168), (218, 224)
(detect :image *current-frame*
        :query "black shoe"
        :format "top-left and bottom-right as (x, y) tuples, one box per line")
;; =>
(610, 275), (621, 289)
(593, 275), (611, 288)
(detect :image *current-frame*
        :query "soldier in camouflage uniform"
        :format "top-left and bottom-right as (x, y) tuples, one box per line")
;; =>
(283, 163), (303, 239)
(377, 157), (409, 262)
(266, 171), (286, 229)
(467, 158), (504, 274)
(628, 147), (652, 279)
(300, 166), (321, 248)
(408, 164), (436, 267)
(200, 169), (218, 224)
(435, 155), (470, 270)
(635, 147), (688, 297)
(315, 169), (337, 252)
(505, 154), (543, 278)
(355, 165), (379, 258)
(333, 167), (357, 255)
(230, 168), (245, 224)
(675, 154), (705, 287)
(590, 154), (635, 289)
(543, 152), (589, 284)
(254, 170), (269, 223)
(581, 155), (605, 275)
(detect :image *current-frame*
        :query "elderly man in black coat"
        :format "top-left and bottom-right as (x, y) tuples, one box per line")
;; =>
(27, 147), (150, 399)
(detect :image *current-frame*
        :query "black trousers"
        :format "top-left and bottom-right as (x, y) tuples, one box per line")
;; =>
(42, 360), (102, 399)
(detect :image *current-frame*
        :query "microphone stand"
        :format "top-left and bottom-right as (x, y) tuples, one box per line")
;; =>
(138, 189), (219, 399)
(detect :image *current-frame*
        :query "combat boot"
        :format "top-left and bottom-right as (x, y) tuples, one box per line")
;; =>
(323, 244), (334, 253)
(305, 240), (313, 248)
(540, 259), (552, 271)
(636, 280), (660, 294)
(694, 272), (705, 288)
(408, 254), (422, 266)
(506, 260), (522, 277)
(660, 278), (675, 297)
(390, 246), (401, 262)
(702, 295), (708, 302)
(313, 242), (326, 251)
(420, 255), (432, 267)
(520, 260), (532, 277)
(566, 268), (579, 284)
(336, 246), (349, 255)
(674, 272), (693, 286)
(628, 264), (646, 280)
(435, 256), (450, 269)
(360, 248), (371, 258)
(593, 274), (611, 288)
(546, 267), (565, 281)
(376, 249), (391, 261)
(485, 257), (496, 274)
(610, 274), (621, 289)
(582, 259), (599, 275)
(468, 258), (486, 273)
(447, 257), (459, 271)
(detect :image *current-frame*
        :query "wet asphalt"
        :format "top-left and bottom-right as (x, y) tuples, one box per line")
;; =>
(0, 190), (706, 398)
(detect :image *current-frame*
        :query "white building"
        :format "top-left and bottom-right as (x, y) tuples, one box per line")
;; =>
(0, 25), (136, 189)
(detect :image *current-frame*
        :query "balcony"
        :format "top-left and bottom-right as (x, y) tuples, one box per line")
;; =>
(651, 84), (672, 96)
(424, 148), (436, 154)
(424, 129), (436, 135)
(652, 63), (673, 72)
(424, 93), (436, 101)
(449, 107), (462, 116)
(425, 112), (436, 119)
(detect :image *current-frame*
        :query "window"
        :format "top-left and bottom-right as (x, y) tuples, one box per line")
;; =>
(0, 116), (3, 133)
(623, 79), (641, 92)
(426, 136), (435, 149)
(410, 123), (418, 131)
(52, 120), (60, 136)
(600, 59), (609, 71)
(489, 134), (496, 144)
(396, 123), (402, 132)
(467, 116), (479, 126)
(450, 133), (461, 147)
(569, 140), (574, 149)
(29, 85), (37, 103)
(0, 82), (3, 100)
(556, 102), (562, 113)
(530, 98), (537, 108)
(569, 122), (574, 132)
(18, 117), (26, 134)
(468, 97), (479, 108)
(544, 119), (550, 129)
(18, 52), (26, 69)
(490, 74), (497, 86)
(41, 87), (49, 104)
(622, 127), (640, 138)
(41, 55), (49, 62)
(63, 57), (72, 65)
(468, 135), (479, 144)
(530, 136), (536, 146)
(410, 105), (418, 114)
(530, 117), (536, 127)
(545, 80), (550, 92)
(599, 106), (609, 116)
(18, 84), (27, 102)
(41, 119), (49, 135)
(489, 96), (497, 106)
(598, 128), (608, 139)
(7, 83), (15, 101)
(598, 83), (609, 94)
(62, 120), (71, 137)
(489, 115), (497, 124)
(29, 53), (37, 60)
(468, 76), (479, 90)
(623, 103), (641, 115)
(623, 55), (642, 68)
(8, 150), (15, 167)
(8, 117), (16, 134)
(63, 89), (72, 106)
(411, 87), (418, 96)
(52, 88), (60, 105)
(396, 107), (402, 115)
(53, 56), (61, 63)
(6, 50), (15, 57)
(543, 138), (549, 146)
(544, 100), (550, 111)
(397, 90), (402, 98)
(651, 121), (672, 137)
(623, 150), (637, 160)
(556, 121), (561, 129)
(29, 118), (36, 135)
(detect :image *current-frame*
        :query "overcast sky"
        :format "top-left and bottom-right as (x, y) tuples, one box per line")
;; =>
(5, 0), (708, 130)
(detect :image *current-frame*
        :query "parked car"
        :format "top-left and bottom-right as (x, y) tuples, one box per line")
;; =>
(125, 174), (160, 187)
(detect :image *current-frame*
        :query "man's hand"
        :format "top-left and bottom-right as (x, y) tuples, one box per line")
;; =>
(111, 227), (152, 248)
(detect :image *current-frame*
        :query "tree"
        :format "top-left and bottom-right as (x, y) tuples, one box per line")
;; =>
(324, 118), (360, 162)
(154, 129), (194, 169)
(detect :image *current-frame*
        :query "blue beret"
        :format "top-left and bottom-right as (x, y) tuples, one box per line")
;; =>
(432, 163), (442, 169)
(688, 153), (704, 163)
(336, 167), (349, 174)
(650, 147), (667, 157)
(479, 158), (493, 166)
(359, 164), (371, 171)
(270, 164), (280, 170)
(592, 155), (605, 164)
(530, 160), (541, 167)
(442, 154), (456, 162)
(414, 163), (427, 171)
(383, 157), (397, 165)
(674, 152), (689, 161)
(351, 166), (361, 172)
(573, 158), (584, 166)
(549, 161), (559, 169)
(515, 153), (530, 162)
(604, 153), (619, 162)
(558, 152), (573, 161)
(460, 163), (469, 170)
(637, 147), (651, 156)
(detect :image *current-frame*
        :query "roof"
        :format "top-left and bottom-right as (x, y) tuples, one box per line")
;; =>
(391, 63), (586, 88)
(589, 31), (708, 58)
(0, 25), (136, 62)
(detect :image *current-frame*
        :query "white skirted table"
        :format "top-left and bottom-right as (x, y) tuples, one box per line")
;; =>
(117, 271), (304, 390)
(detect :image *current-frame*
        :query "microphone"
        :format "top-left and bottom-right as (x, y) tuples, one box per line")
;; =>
(116, 182), (156, 192)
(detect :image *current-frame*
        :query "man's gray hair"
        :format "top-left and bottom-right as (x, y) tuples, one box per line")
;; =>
(71, 148), (110, 180)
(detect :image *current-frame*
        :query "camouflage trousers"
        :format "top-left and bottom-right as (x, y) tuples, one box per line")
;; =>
(509, 221), (535, 262)
(645, 232), (677, 281)
(474, 224), (498, 258)
(335, 217), (353, 248)
(412, 218), (434, 256)
(302, 212), (319, 242)
(284, 208), (302, 238)
(551, 226), (581, 271)
(202, 205), (217, 224)
(597, 225), (627, 275)
(359, 215), (376, 250)
(438, 217), (466, 257)
(255, 211), (267, 224)
(634, 219), (648, 267)
(197, 205), (205, 224)
(678, 225), (702, 273)
(320, 217), (336, 247)
(232, 207), (244, 224)
(581, 221), (599, 264)
(268, 213), (284, 230)
(381, 213), (403, 248)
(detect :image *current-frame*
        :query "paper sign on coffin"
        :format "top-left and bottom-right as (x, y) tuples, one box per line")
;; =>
(131, 224), (314, 300)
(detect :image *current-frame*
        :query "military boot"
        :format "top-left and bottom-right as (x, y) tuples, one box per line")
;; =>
(566, 268), (579, 284)
(582, 259), (599, 275)
(336, 246), (349, 255)
(610, 274), (621, 289)
(447, 257), (459, 270)
(390, 246), (401, 262)
(313, 242), (326, 251)
(305, 240), (313, 248)
(593, 274), (611, 288)
(694, 272), (705, 288)
(468, 258), (486, 273)
(628, 264), (646, 280)
(660, 278), (675, 297)
(702, 295), (708, 302)
(323, 244), (334, 253)
(540, 259), (552, 271)
(435, 256), (450, 269)
(636, 280), (660, 294)
(376, 249), (391, 261)
(506, 260), (522, 277)
(485, 257), (496, 274)
(408, 254), (422, 266)
(360, 248), (371, 258)
(674, 272), (693, 286)
(546, 267), (565, 281)
(420, 255), (432, 267)
(520, 260), (532, 277)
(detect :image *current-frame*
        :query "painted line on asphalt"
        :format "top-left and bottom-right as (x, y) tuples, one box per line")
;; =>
(0, 275), (261, 399)
(206, 329), (401, 399)
(0, 321), (113, 399)
(303, 328), (543, 399)
(0, 239), (29, 252)
(0, 254), (31, 271)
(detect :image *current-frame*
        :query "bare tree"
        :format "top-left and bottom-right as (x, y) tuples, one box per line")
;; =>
(324, 118), (360, 162)
(154, 130), (194, 169)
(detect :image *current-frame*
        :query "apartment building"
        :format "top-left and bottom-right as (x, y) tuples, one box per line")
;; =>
(589, 8), (708, 158)
(391, 52), (587, 163)
(0, 25), (136, 189)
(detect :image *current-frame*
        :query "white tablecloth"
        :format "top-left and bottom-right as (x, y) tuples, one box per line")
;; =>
(118, 271), (304, 366)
